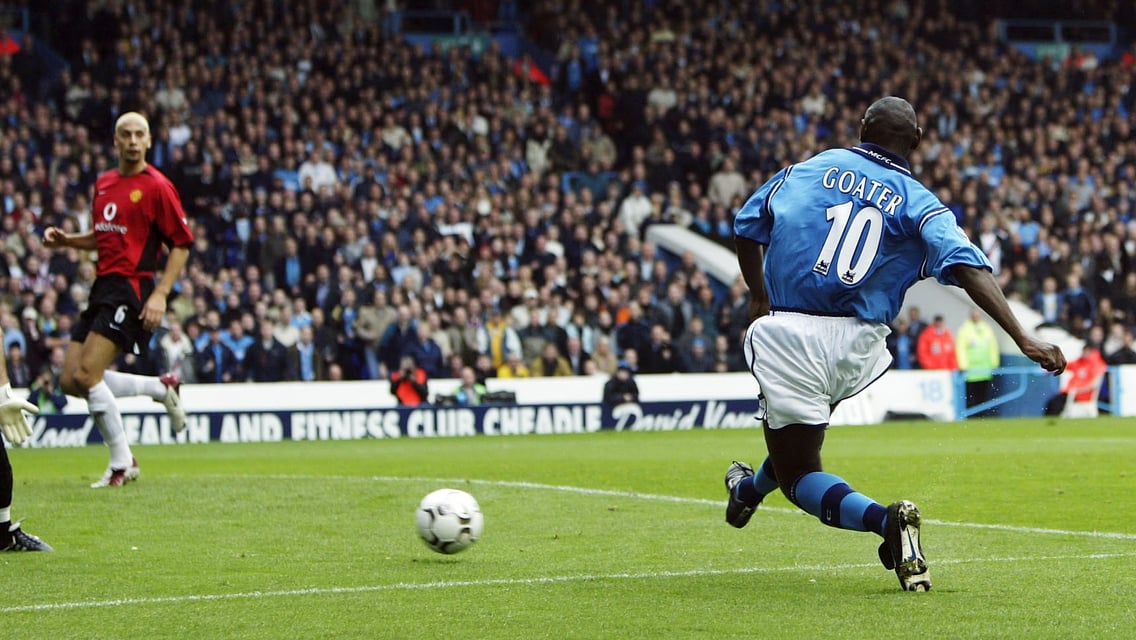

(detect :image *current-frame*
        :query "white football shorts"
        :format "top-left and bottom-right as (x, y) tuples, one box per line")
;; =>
(742, 310), (892, 429)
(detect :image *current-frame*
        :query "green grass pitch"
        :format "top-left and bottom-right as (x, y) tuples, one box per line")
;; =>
(2, 417), (1134, 639)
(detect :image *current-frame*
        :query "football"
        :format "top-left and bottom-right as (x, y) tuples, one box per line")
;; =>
(415, 488), (484, 554)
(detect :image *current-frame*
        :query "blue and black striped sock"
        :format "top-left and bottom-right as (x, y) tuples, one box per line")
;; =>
(789, 471), (887, 536)
(734, 457), (779, 505)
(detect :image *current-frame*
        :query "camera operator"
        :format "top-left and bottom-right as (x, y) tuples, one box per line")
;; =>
(390, 355), (429, 406)
(27, 367), (68, 414)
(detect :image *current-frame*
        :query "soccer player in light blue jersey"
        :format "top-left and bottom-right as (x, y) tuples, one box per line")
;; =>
(726, 97), (1066, 591)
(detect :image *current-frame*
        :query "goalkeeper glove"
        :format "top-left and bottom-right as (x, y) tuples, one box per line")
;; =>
(0, 383), (38, 446)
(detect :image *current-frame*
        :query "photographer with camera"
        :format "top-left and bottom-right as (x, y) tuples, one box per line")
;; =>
(390, 355), (429, 406)
(27, 367), (68, 415)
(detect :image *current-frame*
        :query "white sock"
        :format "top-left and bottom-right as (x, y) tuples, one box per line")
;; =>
(87, 380), (133, 469)
(102, 370), (166, 401)
(0, 506), (9, 524)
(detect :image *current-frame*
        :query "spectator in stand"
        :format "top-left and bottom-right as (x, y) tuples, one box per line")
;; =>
(708, 157), (747, 208)
(221, 318), (254, 379)
(274, 238), (304, 297)
(477, 307), (522, 371)
(641, 324), (684, 374)
(590, 335), (618, 376)
(287, 325), (326, 383)
(886, 317), (916, 370)
(956, 308), (1001, 415)
(1106, 329), (1136, 365)
(658, 280), (690, 341)
(272, 306), (300, 349)
(497, 350), (531, 379)
(296, 149), (338, 198)
(602, 362), (639, 406)
(685, 337), (715, 373)
(473, 352), (497, 386)
(451, 366), (487, 406)
(404, 322), (444, 379)
(309, 307), (339, 377)
(158, 316), (196, 384)
(619, 348), (641, 373)
(197, 323), (239, 384)
(615, 301), (651, 359)
(917, 315), (958, 371)
(378, 305), (417, 375)
(354, 289), (396, 380)
(531, 342), (572, 377)
(712, 334), (745, 372)
(19, 308), (47, 380)
(5, 343), (30, 388)
(422, 311), (452, 367)
(390, 355), (429, 407)
(564, 335), (590, 375)
(1061, 273), (1096, 334)
(304, 264), (337, 316)
(719, 278), (753, 345)
(564, 309), (597, 357)
(618, 181), (652, 238)
(245, 318), (288, 383)
(1033, 276), (1062, 328)
(445, 306), (480, 367)
(902, 307), (927, 351)
(517, 306), (550, 363)
(675, 316), (711, 362)
(329, 287), (363, 377)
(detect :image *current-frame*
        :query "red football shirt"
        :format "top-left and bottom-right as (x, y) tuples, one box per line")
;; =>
(91, 165), (194, 280)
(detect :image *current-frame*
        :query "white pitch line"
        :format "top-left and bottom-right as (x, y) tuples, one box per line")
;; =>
(286, 474), (1136, 542)
(4, 551), (1135, 614)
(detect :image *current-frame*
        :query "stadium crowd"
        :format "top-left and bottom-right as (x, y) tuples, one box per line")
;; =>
(1, 0), (1135, 399)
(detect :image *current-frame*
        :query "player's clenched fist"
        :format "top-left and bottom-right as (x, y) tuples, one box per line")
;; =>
(43, 226), (67, 249)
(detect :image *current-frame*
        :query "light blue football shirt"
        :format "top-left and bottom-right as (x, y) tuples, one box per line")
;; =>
(734, 143), (991, 324)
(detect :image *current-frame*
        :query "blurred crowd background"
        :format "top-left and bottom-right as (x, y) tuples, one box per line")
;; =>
(1, 0), (1135, 403)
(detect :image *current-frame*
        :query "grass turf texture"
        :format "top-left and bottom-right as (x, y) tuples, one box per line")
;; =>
(2, 417), (1134, 639)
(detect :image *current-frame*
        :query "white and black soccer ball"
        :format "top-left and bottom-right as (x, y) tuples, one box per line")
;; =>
(415, 488), (484, 554)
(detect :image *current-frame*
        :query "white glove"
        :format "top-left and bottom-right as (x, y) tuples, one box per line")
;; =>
(0, 383), (38, 446)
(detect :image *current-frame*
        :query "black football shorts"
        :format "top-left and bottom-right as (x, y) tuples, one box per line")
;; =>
(72, 275), (156, 356)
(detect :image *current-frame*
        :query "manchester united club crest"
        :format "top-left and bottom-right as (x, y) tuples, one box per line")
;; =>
(130, 189), (143, 203)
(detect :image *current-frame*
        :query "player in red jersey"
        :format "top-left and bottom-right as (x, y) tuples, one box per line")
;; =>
(43, 112), (194, 488)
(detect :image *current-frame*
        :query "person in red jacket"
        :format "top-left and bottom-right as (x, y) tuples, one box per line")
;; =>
(916, 315), (958, 370)
(390, 355), (429, 406)
(1045, 344), (1107, 416)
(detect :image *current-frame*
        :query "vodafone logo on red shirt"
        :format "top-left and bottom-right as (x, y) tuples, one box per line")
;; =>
(95, 202), (128, 235)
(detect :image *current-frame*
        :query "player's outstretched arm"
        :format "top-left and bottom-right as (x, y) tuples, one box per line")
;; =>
(43, 227), (97, 251)
(735, 237), (769, 321)
(950, 264), (1066, 374)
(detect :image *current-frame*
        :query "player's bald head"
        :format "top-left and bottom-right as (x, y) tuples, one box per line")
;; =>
(859, 97), (921, 157)
(115, 111), (150, 135)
